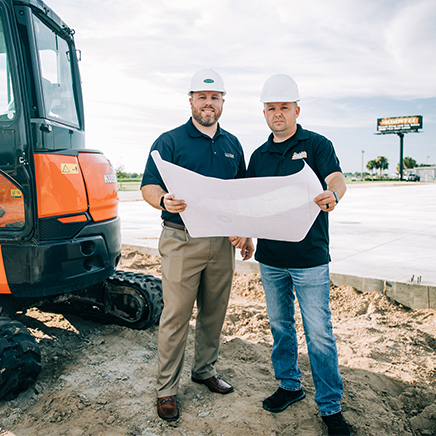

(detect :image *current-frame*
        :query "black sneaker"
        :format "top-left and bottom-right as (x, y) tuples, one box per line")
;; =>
(262, 387), (305, 412)
(322, 412), (351, 436)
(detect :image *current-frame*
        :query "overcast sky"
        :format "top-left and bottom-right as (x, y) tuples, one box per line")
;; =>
(51, 0), (436, 174)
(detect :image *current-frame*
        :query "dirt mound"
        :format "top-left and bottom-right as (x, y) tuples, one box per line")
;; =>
(0, 249), (435, 435)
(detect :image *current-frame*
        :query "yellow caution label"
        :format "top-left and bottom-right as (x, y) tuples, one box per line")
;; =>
(61, 164), (79, 174)
(11, 189), (22, 198)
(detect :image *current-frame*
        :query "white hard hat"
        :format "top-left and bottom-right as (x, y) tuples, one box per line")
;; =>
(188, 68), (226, 95)
(260, 74), (300, 103)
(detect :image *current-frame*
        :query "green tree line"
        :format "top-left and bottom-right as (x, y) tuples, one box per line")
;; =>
(115, 165), (142, 180)
(366, 156), (431, 178)
(366, 156), (389, 177)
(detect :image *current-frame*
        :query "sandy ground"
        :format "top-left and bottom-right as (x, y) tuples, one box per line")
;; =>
(1, 249), (435, 436)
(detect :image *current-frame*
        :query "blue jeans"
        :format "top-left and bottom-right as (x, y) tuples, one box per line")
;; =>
(259, 262), (343, 416)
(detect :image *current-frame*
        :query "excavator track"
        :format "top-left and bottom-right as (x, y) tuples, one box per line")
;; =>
(0, 317), (41, 401)
(39, 270), (164, 330)
(104, 270), (163, 329)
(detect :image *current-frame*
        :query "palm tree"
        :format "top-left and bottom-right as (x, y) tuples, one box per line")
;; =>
(403, 157), (417, 169)
(366, 160), (377, 180)
(376, 156), (389, 178)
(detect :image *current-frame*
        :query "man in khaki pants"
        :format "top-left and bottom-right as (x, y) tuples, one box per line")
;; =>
(141, 69), (253, 421)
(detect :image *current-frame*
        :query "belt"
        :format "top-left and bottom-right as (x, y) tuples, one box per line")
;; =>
(163, 220), (186, 231)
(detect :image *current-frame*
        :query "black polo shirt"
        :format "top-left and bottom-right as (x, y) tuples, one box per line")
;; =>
(141, 118), (246, 225)
(246, 124), (342, 269)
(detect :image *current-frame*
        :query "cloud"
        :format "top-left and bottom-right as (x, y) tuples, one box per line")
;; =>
(58, 0), (436, 94)
(47, 0), (436, 172)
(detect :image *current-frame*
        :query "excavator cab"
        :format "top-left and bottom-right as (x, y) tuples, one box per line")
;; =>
(1, 0), (85, 247)
(0, 0), (162, 400)
(0, 0), (120, 297)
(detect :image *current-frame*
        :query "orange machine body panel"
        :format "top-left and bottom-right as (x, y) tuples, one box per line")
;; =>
(34, 154), (88, 218)
(78, 152), (118, 222)
(0, 248), (12, 294)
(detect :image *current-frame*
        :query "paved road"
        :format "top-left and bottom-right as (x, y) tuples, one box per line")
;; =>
(119, 183), (436, 286)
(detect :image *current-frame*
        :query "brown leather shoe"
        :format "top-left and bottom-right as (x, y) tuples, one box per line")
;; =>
(157, 395), (179, 421)
(191, 374), (234, 394)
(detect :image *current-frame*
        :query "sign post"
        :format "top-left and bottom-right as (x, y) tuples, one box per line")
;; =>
(375, 116), (423, 180)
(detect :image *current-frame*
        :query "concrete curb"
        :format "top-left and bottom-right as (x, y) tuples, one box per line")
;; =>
(330, 273), (436, 310)
(122, 244), (435, 310)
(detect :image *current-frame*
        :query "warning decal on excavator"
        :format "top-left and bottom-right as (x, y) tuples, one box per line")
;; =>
(61, 164), (79, 174)
(10, 189), (22, 198)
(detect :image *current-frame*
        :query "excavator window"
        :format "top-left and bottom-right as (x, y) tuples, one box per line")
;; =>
(0, 12), (17, 170)
(0, 17), (15, 124)
(0, 11), (25, 231)
(0, 174), (25, 229)
(33, 14), (79, 127)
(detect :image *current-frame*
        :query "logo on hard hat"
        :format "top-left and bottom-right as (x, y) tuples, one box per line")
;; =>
(204, 79), (214, 83)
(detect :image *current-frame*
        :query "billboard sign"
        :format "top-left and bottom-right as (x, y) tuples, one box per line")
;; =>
(377, 115), (423, 134)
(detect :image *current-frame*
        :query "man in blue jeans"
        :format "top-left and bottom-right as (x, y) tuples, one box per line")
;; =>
(245, 74), (350, 436)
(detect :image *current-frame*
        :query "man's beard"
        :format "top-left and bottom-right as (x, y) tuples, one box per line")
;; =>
(191, 106), (222, 127)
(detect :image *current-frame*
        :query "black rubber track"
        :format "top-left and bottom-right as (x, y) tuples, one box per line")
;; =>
(0, 317), (41, 401)
(107, 270), (163, 329)
(34, 271), (163, 330)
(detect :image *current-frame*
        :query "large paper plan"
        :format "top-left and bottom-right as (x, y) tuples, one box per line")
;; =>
(151, 151), (324, 242)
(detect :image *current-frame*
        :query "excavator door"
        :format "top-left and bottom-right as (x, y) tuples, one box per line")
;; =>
(0, 3), (33, 248)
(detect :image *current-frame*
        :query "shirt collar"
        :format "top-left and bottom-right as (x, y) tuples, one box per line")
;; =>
(186, 117), (222, 139)
(261, 124), (309, 153)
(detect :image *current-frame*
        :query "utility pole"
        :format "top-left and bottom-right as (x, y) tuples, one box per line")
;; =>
(399, 133), (404, 180)
(361, 150), (364, 180)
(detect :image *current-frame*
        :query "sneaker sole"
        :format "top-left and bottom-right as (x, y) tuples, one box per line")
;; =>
(262, 390), (306, 413)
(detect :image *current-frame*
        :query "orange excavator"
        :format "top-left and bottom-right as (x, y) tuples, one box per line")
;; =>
(0, 0), (162, 400)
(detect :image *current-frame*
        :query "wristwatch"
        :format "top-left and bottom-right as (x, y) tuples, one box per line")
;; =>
(331, 191), (339, 205)
(160, 195), (167, 211)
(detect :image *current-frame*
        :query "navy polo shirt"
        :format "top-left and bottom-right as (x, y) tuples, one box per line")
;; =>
(246, 124), (342, 269)
(141, 118), (246, 225)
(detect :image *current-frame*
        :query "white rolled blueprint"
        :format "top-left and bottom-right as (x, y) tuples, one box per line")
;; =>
(151, 150), (323, 242)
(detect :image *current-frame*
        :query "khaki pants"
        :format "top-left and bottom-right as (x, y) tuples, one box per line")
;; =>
(156, 226), (235, 397)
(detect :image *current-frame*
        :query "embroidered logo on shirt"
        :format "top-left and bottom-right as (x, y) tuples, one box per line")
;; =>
(224, 153), (234, 159)
(292, 151), (307, 160)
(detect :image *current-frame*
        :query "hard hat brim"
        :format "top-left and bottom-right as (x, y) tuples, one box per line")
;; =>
(188, 89), (226, 96)
(260, 98), (300, 103)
